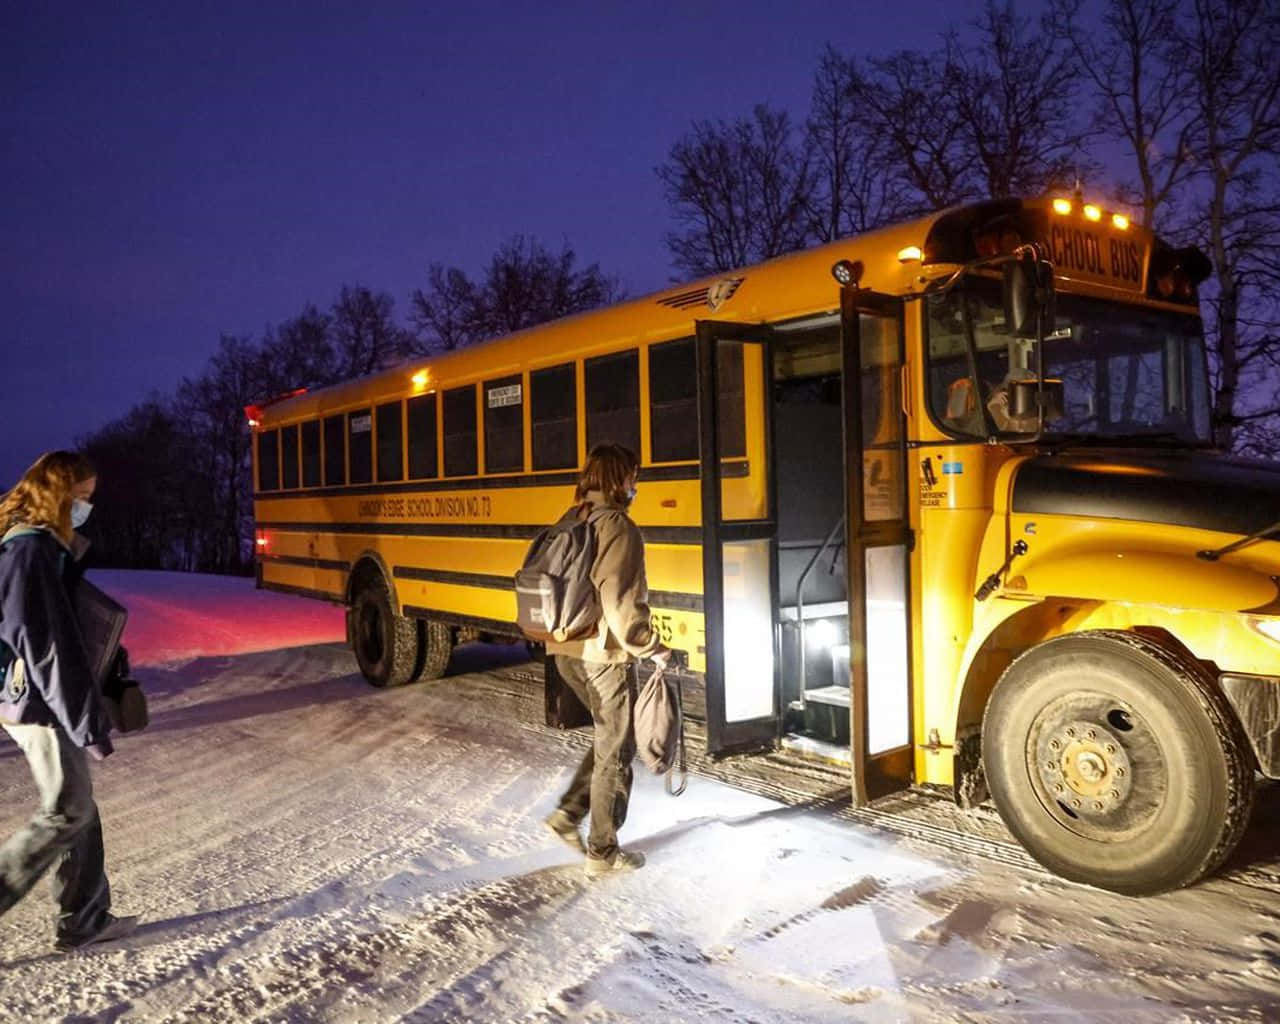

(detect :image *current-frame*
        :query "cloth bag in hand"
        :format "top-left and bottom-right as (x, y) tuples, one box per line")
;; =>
(634, 665), (685, 793)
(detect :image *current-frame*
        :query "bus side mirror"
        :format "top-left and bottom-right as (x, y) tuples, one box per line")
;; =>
(1009, 377), (1064, 422)
(1003, 250), (1055, 339)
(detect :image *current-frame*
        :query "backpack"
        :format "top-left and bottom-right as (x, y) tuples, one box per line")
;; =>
(634, 665), (687, 795)
(514, 504), (610, 644)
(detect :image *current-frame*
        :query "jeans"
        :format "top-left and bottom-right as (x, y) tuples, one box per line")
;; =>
(0, 723), (111, 941)
(553, 657), (636, 860)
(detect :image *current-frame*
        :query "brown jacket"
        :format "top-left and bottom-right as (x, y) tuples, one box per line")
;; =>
(546, 491), (663, 664)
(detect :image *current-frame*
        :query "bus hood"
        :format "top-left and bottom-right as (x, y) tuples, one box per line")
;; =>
(1010, 449), (1280, 538)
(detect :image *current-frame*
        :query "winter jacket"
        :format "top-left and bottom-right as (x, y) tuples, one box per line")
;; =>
(0, 525), (113, 758)
(547, 491), (664, 665)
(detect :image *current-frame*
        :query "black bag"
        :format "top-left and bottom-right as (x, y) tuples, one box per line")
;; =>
(514, 504), (609, 644)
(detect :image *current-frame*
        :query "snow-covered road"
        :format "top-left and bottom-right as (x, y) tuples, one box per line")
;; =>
(2, 572), (1279, 1022)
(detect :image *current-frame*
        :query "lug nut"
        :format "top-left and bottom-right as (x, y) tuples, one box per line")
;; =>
(1094, 801), (1104, 811)
(1086, 729), (1097, 740)
(1066, 727), (1077, 737)
(1054, 784), (1064, 793)
(1105, 744), (1117, 755)
(1115, 767), (1125, 778)
(1049, 739), (1061, 751)
(1071, 799), (1082, 808)
(1109, 789), (1120, 799)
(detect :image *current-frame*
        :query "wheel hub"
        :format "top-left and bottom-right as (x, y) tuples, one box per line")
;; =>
(1036, 719), (1133, 816)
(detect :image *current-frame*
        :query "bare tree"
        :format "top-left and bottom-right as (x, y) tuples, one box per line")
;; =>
(1178, 0), (1280, 450)
(261, 305), (337, 392)
(946, 2), (1091, 199)
(409, 265), (482, 352)
(409, 237), (620, 351)
(1052, 0), (1198, 227)
(331, 285), (409, 377)
(805, 47), (914, 240)
(658, 105), (815, 277)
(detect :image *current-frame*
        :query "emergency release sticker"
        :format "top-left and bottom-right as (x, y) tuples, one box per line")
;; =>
(942, 461), (964, 475)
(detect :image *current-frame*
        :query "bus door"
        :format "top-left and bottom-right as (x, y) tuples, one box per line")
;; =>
(695, 321), (780, 754)
(841, 286), (913, 803)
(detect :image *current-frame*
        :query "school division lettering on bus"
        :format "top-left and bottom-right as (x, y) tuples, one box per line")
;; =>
(357, 495), (493, 519)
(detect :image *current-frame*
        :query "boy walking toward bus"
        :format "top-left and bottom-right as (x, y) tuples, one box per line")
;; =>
(544, 443), (670, 877)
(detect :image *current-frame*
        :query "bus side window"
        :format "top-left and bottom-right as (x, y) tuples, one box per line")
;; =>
(531, 363), (577, 471)
(407, 393), (438, 479)
(281, 424), (300, 490)
(649, 339), (697, 462)
(301, 420), (321, 487)
(323, 414), (346, 486)
(348, 408), (373, 485)
(585, 349), (640, 456)
(257, 429), (280, 492)
(443, 384), (478, 477)
(484, 374), (524, 474)
(376, 400), (404, 482)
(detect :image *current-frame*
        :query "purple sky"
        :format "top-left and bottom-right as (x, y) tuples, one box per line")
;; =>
(4, 1), (962, 488)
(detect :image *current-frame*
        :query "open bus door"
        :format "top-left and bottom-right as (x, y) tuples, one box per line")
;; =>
(695, 321), (780, 754)
(842, 284), (914, 804)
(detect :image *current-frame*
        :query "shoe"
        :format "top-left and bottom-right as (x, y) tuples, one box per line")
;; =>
(545, 809), (586, 854)
(54, 913), (139, 952)
(584, 848), (645, 879)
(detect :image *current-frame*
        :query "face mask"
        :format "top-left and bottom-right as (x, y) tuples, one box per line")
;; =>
(70, 498), (94, 529)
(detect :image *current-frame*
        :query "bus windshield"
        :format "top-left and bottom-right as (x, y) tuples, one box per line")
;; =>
(926, 278), (1212, 445)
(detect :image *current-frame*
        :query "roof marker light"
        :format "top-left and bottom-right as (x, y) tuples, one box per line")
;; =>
(1112, 213), (1130, 230)
(897, 245), (923, 263)
(1083, 204), (1102, 222)
(411, 369), (430, 389)
(1052, 198), (1072, 215)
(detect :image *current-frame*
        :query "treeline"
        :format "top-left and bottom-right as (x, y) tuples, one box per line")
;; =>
(79, 0), (1279, 574)
(79, 240), (615, 573)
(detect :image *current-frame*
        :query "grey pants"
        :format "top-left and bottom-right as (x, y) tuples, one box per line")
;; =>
(554, 657), (636, 860)
(0, 723), (111, 941)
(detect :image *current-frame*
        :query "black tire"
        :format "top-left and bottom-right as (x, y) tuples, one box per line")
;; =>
(412, 619), (454, 682)
(350, 574), (420, 688)
(982, 629), (1254, 896)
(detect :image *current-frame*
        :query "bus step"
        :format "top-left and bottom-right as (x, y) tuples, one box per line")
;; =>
(799, 685), (850, 745)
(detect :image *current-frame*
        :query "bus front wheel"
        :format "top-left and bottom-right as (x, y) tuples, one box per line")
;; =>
(983, 630), (1253, 895)
(351, 576), (420, 688)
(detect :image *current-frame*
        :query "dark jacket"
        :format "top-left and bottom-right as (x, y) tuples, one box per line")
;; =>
(0, 526), (113, 757)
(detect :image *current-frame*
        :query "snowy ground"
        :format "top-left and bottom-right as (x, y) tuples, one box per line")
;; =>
(2, 572), (1280, 1022)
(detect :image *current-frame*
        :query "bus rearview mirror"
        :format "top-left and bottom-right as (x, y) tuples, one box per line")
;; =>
(1003, 250), (1055, 339)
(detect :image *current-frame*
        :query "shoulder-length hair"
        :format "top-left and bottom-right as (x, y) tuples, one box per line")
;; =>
(0, 450), (96, 543)
(575, 443), (639, 506)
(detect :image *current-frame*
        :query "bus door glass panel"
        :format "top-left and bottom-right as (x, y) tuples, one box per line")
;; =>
(859, 312), (909, 753)
(696, 321), (778, 753)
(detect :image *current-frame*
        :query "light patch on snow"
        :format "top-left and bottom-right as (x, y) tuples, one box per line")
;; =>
(1, 571), (1278, 1022)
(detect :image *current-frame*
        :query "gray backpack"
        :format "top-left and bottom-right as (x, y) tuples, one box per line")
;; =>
(515, 504), (609, 644)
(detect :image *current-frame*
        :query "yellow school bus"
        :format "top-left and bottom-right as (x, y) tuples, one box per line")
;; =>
(249, 196), (1280, 895)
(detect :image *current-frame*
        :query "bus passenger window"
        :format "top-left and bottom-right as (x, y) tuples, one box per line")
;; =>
(585, 350), (640, 456)
(376, 400), (404, 482)
(649, 339), (697, 462)
(443, 385), (478, 477)
(281, 424), (300, 490)
(407, 393), (438, 479)
(348, 408), (373, 485)
(484, 374), (524, 474)
(531, 364), (577, 470)
(301, 420), (321, 487)
(323, 414), (345, 486)
(257, 429), (280, 492)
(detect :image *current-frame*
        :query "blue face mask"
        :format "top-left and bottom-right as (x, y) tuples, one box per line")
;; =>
(70, 498), (94, 529)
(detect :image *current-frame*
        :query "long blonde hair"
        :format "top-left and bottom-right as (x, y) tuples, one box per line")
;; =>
(0, 451), (97, 543)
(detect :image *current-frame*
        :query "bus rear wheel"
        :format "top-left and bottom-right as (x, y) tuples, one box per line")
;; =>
(413, 619), (454, 682)
(982, 630), (1253, 896)
(351, 575), (420, 688)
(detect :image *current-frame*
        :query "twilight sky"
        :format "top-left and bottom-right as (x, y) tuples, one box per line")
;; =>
(3, 1), (962, 487)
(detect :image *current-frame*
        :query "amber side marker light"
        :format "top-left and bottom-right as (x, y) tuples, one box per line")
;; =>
(897, 245), (923, 263)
